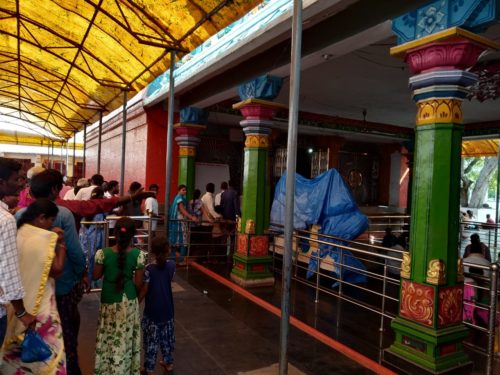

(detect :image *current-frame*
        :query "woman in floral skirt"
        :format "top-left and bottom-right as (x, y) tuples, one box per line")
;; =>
(92, 217), (145, 374)
(2, 199), (67, 374)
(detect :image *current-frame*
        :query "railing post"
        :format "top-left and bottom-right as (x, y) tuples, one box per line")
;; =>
(314, 248), (321, 304)
(380, 260), (388, 332)
(186, 220), (192, 268)
(487, 263), (499, 375)
(104, 220), (109, 248)
(147, 212), (153, 262)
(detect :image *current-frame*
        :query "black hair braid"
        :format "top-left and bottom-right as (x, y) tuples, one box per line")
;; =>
(114, 217), (136, 293)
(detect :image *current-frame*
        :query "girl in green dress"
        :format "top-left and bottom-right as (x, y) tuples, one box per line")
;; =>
(92, 217), (146, 374)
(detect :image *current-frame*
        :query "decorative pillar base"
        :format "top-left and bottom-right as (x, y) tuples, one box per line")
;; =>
(230, 253), (274, 287)
(230, 270), (275, 288)
(384, 347), (472, 375)
(230, 233), (274, 287)
(385, 317), (470, 374)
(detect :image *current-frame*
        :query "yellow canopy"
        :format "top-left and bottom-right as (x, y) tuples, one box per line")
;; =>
(0, 0), (263, 139)
(462, 139), (499, 157)
(0, 131), (83, 149)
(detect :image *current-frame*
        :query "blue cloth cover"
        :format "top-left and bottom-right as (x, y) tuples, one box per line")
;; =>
(180, 107), (208, 124)
(238, 75), (283, 100)
(270, 169), (368, 285)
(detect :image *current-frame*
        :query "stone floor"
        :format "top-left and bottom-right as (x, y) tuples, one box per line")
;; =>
(77, 261), (499, 375)
(78, 268), (375, 375)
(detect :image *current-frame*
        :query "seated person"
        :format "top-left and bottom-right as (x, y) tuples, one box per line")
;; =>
(463, 244), (491, 327)
(464, 233), (492, 262)
(382, 227), (397, 248)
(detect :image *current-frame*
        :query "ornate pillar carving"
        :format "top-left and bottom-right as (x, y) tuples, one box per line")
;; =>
(386, 26), (498, 374)
(230, 98), (286, 287)
(174, 108), (207, 199)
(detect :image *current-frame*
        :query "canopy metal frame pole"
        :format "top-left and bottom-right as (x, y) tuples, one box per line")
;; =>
(51, 141), (55, 169)
(65, 141), (69, 176)
(47, 140), (51, 168)
(72, 134), (76, 178)
(97, 111), (103, 174)
(164, 50), (177, 238)
(279, 1), (302, 374)
(60, 141), (64, 173)
(83, 123), (87, 177)
(120, 90), (128, 195)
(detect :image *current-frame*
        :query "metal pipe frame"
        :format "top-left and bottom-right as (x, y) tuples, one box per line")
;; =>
(97, 111), (103, 174)
(47, 140), (51, 168)
(164, 50), (176, 238)
(270, 228), (500, 373)
(72, 134), (76, 178)
(83, 123), (87, 176)
(280, 1), (302, 374)
(59, 141), (64, 173)
(120, 90), (127, 195)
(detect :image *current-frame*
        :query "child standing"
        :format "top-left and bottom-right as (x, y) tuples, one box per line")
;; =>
(92, 217), (146, 375)
(139, 236), (176, 374)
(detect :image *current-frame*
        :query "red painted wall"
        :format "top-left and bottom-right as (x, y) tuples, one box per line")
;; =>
(86, 101), (148, 193)
(86, 100), (179, 205)
(144, 104), (179, 204)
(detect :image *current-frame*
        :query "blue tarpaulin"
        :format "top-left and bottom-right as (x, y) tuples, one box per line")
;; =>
(270, 169), (368, 285)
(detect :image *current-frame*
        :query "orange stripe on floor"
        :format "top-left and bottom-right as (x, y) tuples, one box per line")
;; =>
(190, 262), (396, 375)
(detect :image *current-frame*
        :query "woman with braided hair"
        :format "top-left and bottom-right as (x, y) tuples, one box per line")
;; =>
(92, 216), (146, 374)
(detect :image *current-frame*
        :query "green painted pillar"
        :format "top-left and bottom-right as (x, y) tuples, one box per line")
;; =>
(385, 28), (497, 374)
(174, 122), (205, 200)
(230, 98), (285, 288)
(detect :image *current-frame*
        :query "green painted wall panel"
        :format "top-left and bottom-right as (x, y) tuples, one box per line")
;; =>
(178, 156), (196, 200)
(241, 148), (269, 235)
(409, 123), (463, 283)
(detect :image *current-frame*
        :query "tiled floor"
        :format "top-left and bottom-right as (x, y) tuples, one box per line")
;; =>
(78, 262), (499, 375)
(78, 269), (375, 375)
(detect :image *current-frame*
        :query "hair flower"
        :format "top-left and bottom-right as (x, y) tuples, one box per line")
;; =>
(120, 227), (127, 233)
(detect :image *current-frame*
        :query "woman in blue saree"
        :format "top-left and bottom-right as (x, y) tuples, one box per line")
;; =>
(168, 185), (198, 262)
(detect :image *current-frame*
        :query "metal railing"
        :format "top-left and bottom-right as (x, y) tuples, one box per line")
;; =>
(459, 219), (500, 261)
(80, 214), (155, 292)
(363, 214), (410, 246)
(269, 226), (500, 375)
(166, 218), (235, 265)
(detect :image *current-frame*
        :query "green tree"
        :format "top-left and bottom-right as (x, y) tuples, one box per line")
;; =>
(461, 157), (498, 207)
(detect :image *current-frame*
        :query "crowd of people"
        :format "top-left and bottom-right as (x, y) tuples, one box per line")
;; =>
(169, 180), (241, 264)
(0, 158), (178, 375)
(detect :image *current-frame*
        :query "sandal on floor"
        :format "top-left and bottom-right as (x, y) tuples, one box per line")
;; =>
(160, 361), (174, 372)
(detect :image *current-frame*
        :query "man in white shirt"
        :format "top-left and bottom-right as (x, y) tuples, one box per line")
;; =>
(143, 183), (159, 232)
(201, 182), (222, 226)
(64, 178), (89, 200)
(74, 174), (104, 200)
(200, 182), (223, 262)
(0, 158), (35, 345)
